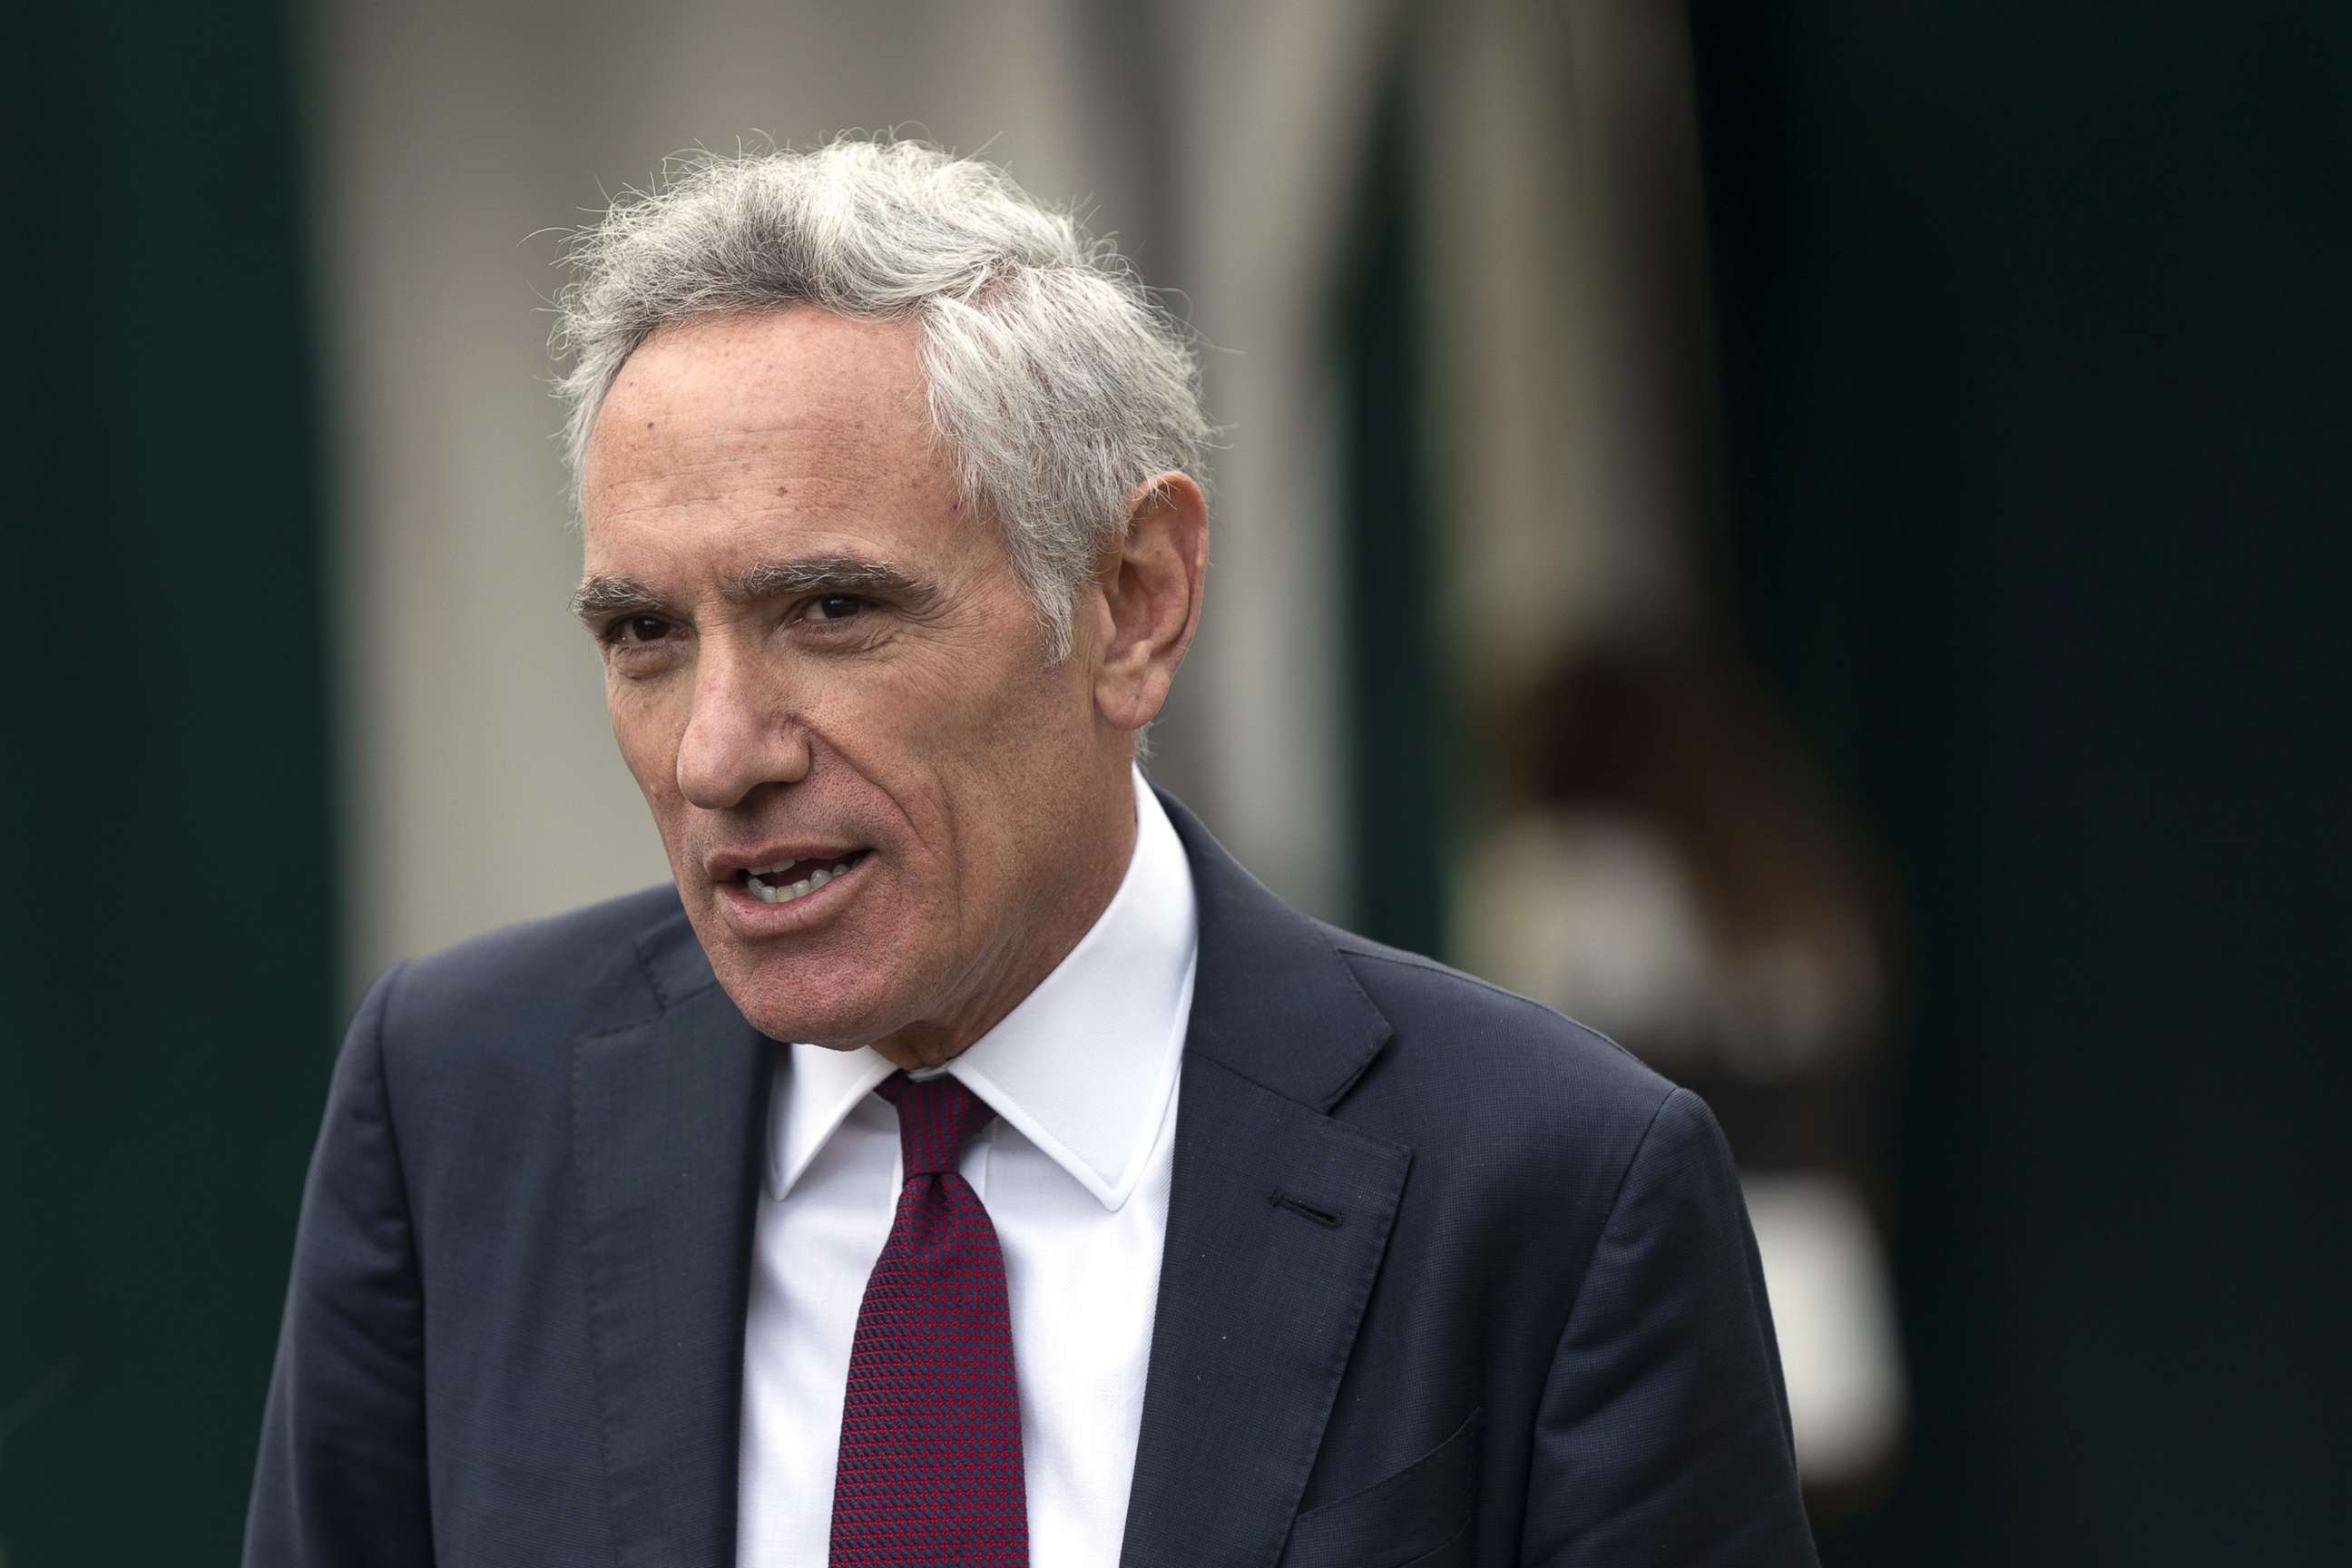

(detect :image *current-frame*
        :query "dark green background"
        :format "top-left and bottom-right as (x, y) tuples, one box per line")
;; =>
(1, 1), (334, 1563)
(1688, 5), (2350, 1561)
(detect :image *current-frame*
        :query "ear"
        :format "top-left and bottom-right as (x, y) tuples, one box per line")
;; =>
(1091, 472), (1208, 734)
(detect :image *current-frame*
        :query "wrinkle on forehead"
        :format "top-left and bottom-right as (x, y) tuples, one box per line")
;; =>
(578, 308), (1002, 598)
(593, 413), (937, 525)
(583, 310), (954, 535)
(587, 309), (930, 465)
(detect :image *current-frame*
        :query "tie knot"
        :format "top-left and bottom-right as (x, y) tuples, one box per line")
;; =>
(876, 1072), (993, 1178)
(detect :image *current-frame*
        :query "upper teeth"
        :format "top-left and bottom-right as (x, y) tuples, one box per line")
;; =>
(746, 857), (856, 905)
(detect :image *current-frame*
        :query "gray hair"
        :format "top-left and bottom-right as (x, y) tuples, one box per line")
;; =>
(552, 136), (1212, 658)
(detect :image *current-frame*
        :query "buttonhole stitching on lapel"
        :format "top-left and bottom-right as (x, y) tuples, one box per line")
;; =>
(1269, 1190), (1343, 1229)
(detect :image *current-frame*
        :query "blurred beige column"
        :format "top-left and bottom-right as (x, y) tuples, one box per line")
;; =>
(1418, 0), (1714, 687)
(1149, 0), (1412, 920)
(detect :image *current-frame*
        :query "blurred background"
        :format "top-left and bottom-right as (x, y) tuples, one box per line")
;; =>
(4, 0), (2347, 1562)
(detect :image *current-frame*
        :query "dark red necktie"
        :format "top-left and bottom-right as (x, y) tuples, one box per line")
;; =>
(829, 1072), (1028, 1567)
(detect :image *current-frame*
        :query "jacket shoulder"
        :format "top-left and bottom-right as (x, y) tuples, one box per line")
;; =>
(1326, 926), (1672, 1112)
(373, 884), (703, 1071)
(1316, 926), (1695, 1227)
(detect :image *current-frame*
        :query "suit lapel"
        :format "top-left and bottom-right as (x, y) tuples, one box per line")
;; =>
(573, 935), (772, 1568)
(1121, 796), (1412, 1568)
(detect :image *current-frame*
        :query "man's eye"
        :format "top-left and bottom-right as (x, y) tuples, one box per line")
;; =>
(611, 615), (674, 644)
(807, 594), (867, 622)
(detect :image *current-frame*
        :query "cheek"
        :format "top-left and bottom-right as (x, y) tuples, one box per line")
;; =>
(924, 671), (1096, 875)
(606, 681), (686, 805)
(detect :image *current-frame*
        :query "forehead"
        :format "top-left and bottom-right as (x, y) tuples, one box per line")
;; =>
(580, 308), (966, 573)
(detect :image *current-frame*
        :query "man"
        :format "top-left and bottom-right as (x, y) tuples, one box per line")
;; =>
(247, 138), (1817, 1567)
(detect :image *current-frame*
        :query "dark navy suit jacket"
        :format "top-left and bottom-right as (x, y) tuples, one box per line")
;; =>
(246, 795), (1818, 1566)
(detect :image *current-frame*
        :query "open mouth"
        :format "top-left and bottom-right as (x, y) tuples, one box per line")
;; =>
(740, 849), (871, 906)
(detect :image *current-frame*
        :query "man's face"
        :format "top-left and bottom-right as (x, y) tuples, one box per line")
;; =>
(578, 307), (1132, 1055)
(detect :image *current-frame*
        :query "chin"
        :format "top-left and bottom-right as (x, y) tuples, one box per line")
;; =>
(707, 945), (912, 1048)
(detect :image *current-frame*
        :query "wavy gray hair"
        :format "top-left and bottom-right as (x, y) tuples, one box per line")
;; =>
(552, 137), (1211, 658)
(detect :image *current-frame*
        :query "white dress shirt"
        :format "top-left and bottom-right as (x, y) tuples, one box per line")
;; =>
(735, 769), (1198, 1567)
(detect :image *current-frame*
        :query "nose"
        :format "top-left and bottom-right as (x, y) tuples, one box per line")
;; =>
(674, 644), (810, 809)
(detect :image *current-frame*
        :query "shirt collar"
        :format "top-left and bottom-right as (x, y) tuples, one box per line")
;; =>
(767, 768), (1198, 1212)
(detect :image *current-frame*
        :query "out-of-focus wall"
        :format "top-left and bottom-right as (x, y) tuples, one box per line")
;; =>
(13, 3), (2342, 1563)
(5, 5), (337, 1560)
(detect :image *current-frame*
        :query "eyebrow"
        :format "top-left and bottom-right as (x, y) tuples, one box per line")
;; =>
(570, 554), (942, 623)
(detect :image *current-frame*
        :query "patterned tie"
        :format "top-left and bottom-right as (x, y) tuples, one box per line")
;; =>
(830, 1072), (1028, 1567)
